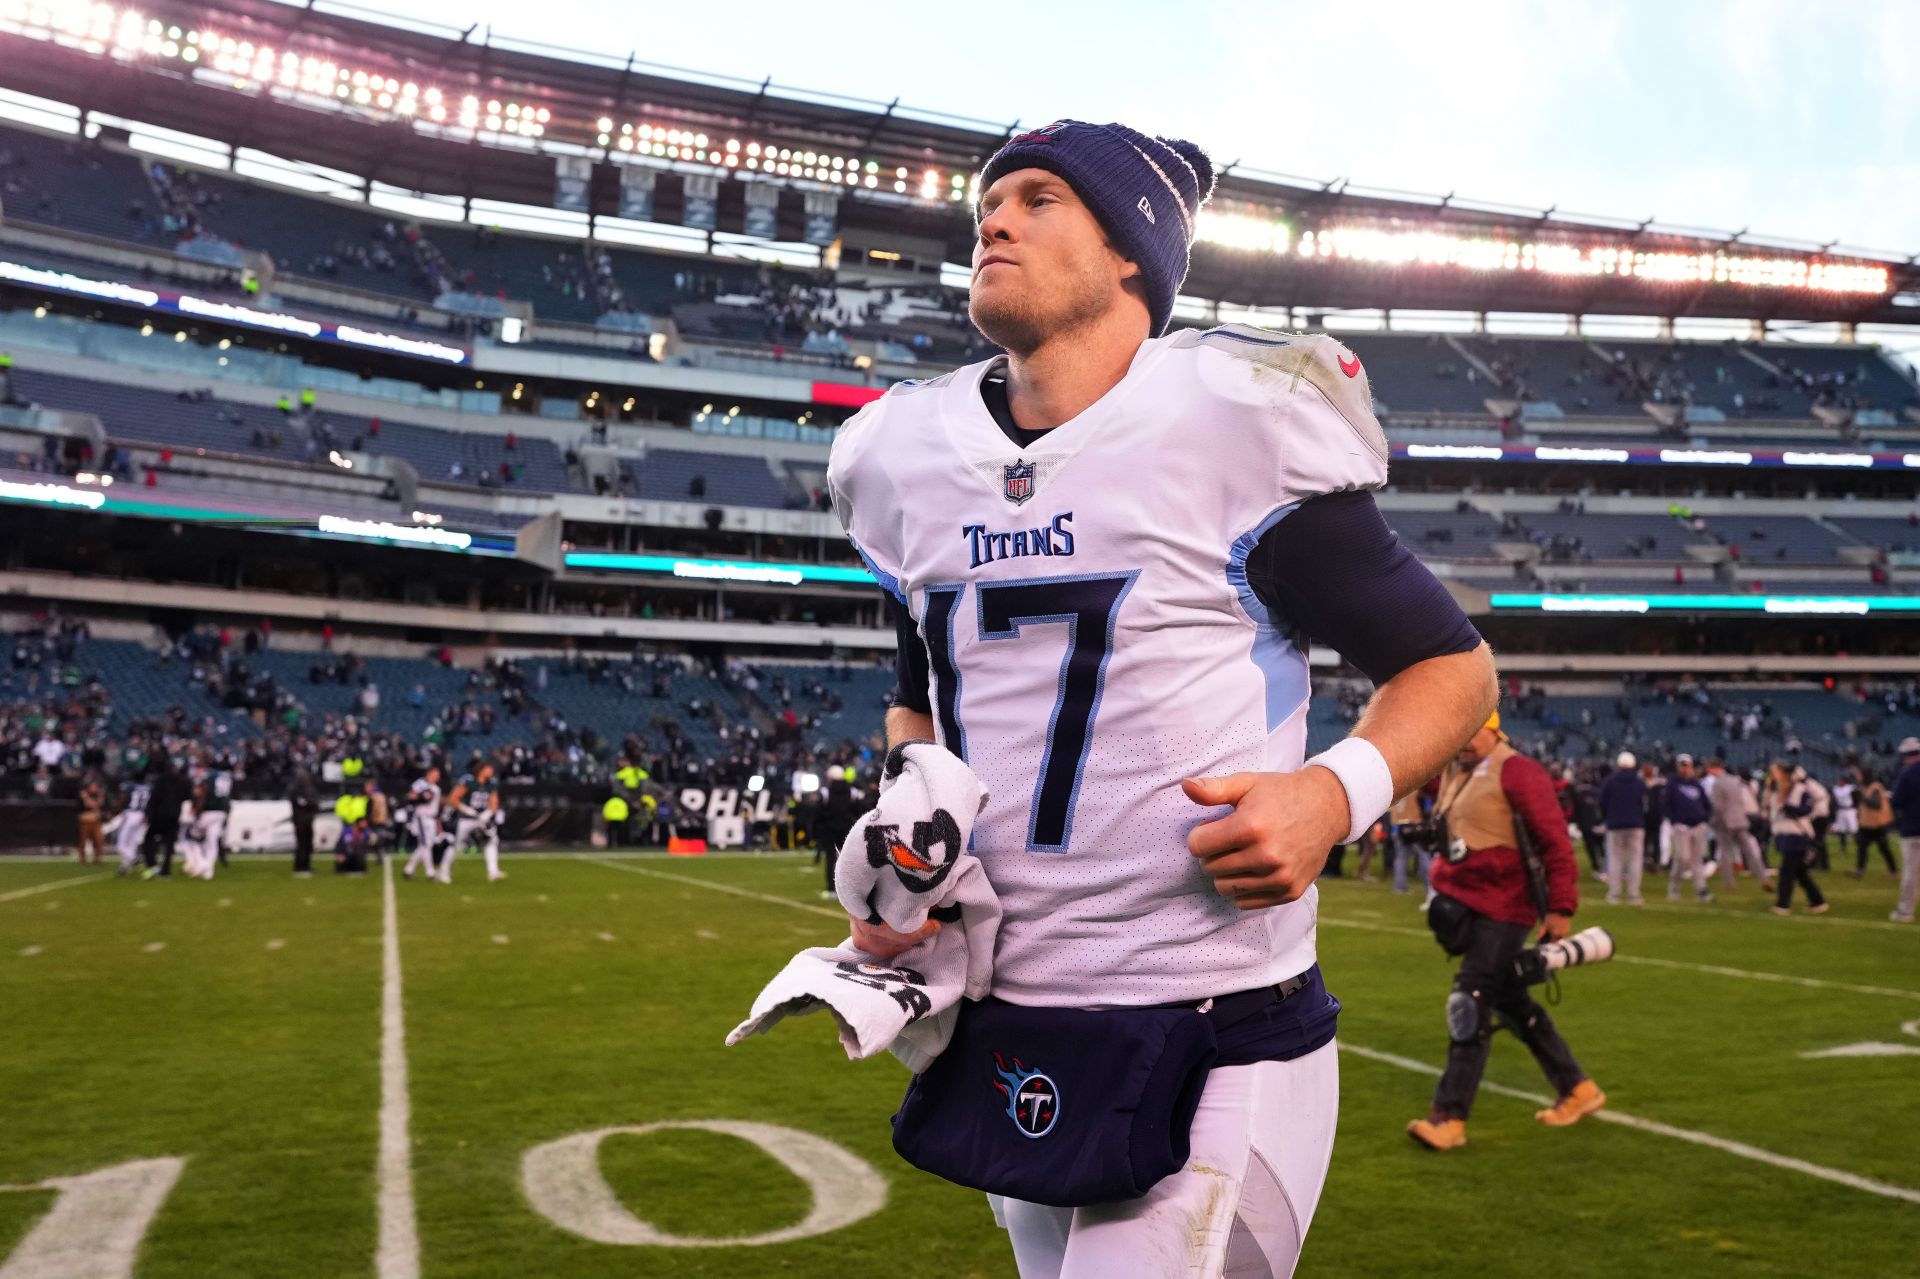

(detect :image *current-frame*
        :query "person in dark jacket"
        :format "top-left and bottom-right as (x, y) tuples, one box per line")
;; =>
(1597, 752), (1647, 904)
(140, 757), (192, 879)
(816, 766), (858, 899)
(1567, 771), (1604, 874)
(1663, 754), (1714, 902)
(1410, 712), (1600, 1152)
(1640, 761), (1666, 875)
(289, 768), (319, 877)
(1889, 737), (1920, 924)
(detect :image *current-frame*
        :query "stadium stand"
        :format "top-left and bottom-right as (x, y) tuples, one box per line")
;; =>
(1830, 515), (1920, 554)
(0, 126), (168, 244)
(4, 366), (581, 493)
(1338, 332), (1502, 417)
(620, 447), (797, 509)
(8, 120), (1918, 439)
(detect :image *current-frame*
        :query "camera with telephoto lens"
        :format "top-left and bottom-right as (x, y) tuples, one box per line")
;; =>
(1511, 926), (1615, 987)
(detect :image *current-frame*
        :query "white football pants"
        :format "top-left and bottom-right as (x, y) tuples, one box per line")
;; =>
(403, 814), (441, 879)
(451, 815), (502, 880)
(992, 1039), (1339, 1279)
(179, 812), (223, 878)
(115, 813), (147, 871)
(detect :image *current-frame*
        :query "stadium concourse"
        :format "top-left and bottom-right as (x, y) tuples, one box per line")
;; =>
(0, 0), (1918, 1274)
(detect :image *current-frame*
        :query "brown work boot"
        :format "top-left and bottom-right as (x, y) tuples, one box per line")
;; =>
(1536, 1079), (1607, 1126)
(1406, 1117), (1468, 1150)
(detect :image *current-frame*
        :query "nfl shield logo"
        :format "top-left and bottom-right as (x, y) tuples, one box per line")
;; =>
(1002, 459), (1035, 505)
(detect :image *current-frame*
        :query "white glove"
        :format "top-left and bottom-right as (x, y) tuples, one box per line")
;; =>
(834, 741), (988, 933)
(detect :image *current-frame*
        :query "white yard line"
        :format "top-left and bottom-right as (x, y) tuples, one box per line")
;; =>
(592, 863), (1920, 1203)
(1629, 898), (1918, 935)
(1614, 953), (1920, 1002)
(588, 858), (846, 921)
(0, 873), (109, 903)
(1318, 917), (1920, 1002)
(1339, 1042), (1920, 1205)
(377, 858), (421, 1279)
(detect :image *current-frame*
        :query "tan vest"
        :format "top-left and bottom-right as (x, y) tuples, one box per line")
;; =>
(1435, 740), (1520, 853)
(1858, 782), (1892, 829)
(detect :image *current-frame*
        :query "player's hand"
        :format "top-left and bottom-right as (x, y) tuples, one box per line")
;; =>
(1535, 912), (1572, 944)
(848, 916), (940, 960)
(1183, 768), (1351, 910)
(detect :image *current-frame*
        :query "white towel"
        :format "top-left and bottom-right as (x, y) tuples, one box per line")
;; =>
(726, 742), (999, 1073)
(833, 741), (988, 932)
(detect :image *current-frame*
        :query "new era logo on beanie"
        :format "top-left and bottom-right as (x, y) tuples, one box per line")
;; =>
(978, 120), (1216, 337)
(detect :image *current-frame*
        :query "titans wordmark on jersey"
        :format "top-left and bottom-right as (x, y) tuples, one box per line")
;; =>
(829, 326), (1388, 1007)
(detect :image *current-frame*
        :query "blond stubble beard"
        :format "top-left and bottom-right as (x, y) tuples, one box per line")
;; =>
(967, 256), (1119, 359)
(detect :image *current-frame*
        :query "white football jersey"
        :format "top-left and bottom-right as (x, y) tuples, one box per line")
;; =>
(830, 326), (1388, 1006)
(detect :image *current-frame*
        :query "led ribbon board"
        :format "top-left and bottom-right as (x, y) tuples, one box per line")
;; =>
(563, 553), (875, 586)
(0, 479), (511, 554)
(0, 260), (469, 364)
(1396, 443), (1919, 471)
(1488, 593), (1920, 615)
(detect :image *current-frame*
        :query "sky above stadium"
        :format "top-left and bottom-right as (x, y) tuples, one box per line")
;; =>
(359, 0), (1917, 260)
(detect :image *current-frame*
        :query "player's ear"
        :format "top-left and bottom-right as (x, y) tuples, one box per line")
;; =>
(1099, 227), (1142, 282)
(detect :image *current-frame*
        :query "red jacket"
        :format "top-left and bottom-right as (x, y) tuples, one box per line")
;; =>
(1431, 752), (1579, 928)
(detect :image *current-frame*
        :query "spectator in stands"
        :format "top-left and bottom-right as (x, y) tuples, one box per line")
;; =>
(1766, 761), (1828, 916)
(31, 727), (65, 772)
(1598, 751), (1647, 905)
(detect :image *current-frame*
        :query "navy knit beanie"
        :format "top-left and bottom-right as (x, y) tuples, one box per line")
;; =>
(978, 120), (1216, 336)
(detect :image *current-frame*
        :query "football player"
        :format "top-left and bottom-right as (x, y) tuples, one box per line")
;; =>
(111, 776), (149, 876)
(828, 120), (1497, 1277)
(401, 765), (444, 882)
(446, 761), (506, 883)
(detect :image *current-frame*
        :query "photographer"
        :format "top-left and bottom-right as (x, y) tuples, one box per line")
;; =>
(1408, 711), (1604, 1151)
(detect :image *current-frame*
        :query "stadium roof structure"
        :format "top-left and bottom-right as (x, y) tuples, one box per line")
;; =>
(3, 0), (1917, 326)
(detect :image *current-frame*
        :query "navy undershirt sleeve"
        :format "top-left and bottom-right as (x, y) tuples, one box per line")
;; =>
(1244, 490), (1482, 685)
(885, 590), (933, 713)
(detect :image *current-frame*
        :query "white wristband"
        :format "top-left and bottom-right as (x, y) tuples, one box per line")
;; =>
(1306, 738), (1394, 845)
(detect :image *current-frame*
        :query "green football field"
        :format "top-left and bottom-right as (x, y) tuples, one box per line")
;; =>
(2, 848), (1915, 1278)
